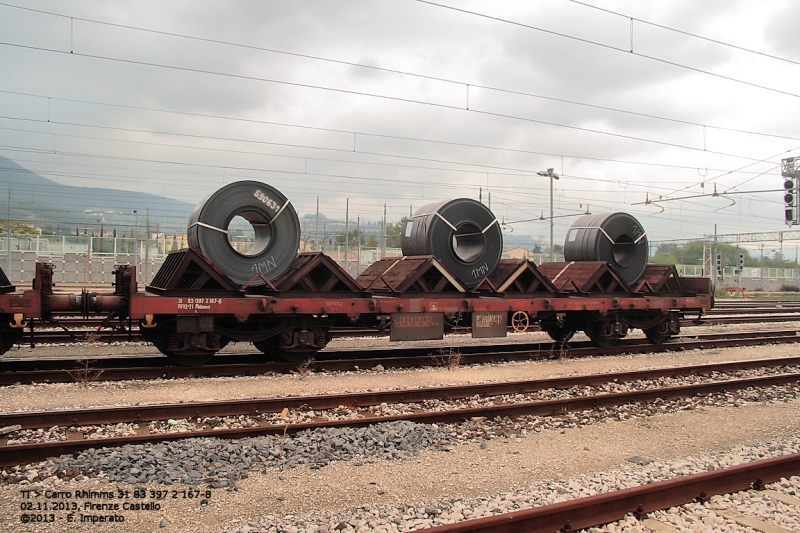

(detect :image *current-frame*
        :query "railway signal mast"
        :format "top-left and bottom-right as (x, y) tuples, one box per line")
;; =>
(783, 157), (800, 226)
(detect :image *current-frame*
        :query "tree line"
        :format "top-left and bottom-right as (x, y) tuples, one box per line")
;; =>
(650, 242), (800, 269)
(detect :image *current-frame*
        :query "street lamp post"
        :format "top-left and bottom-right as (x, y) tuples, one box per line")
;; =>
(537, 168), (560, 262)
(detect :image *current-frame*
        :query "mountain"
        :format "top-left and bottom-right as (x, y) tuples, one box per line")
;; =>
(0, 155), (196, 236)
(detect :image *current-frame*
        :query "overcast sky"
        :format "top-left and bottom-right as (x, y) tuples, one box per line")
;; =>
(1, 0), (799, 251)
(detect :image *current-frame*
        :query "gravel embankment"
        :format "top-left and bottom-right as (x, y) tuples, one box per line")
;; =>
(2, 325), (800, 532)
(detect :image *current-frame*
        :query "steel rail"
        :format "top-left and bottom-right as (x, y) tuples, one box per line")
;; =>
(428, 453), (800, 532)
(705, 307), (800, 314)
(698, 315), (800, 324)
(14, 311), (800, 346)
(1, 370), (798, 467)
(1, 330), (798, 385)
(3, 328), (793, 370)
(2, 356), (798, 430)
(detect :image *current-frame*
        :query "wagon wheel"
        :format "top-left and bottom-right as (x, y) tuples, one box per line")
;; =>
(511, 311), (530, 332)
(149, 336), (219, 366)
(253, 337), (319, 364)
(145, 329), (227, 367)
(0, 334), (16, 355)
(584, 321), (622, 348)
(643, 326), (673, 345)
(541, 324), (576, 343)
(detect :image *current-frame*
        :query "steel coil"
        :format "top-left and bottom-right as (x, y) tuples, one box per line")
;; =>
(563, 212), (648, 285)
(187, 181), (300, 286)
(401, 198), (503, 288)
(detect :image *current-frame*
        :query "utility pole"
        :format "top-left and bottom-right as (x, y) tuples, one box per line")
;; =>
(145, 206), (151, 284)
(537, 168), (560, 262)
(381, 203), (386, 258)
(133, 209), (139, 283)
(344, 198), (349, 273)
(315, 196), (319, 252)
(6, 190), (10, 276)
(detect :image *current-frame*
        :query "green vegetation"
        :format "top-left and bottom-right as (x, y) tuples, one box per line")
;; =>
(0, 218), (42, 235)
(650, 242), (799, 269)
(384, 216), (408, 248)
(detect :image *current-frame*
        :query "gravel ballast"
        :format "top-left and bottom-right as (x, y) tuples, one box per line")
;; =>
(2, 327), (800, 532)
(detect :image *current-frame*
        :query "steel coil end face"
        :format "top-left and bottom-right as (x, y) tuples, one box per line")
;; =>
(563, 212), (648, 285)
(187, 181), (300, 286)
(401, 198), (503, 288)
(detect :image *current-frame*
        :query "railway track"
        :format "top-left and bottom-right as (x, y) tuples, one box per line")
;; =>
(2, 356), (798, 467)
(430, 453), (800, 532)
(1, 329), (798, 384)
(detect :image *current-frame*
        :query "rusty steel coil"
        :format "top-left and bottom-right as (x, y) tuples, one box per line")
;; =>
(401, 198), (503, 288)
(563, 212), (648, 285)
(187, 181), (300, 286)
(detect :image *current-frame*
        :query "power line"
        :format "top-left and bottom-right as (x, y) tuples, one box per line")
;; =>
(1, 89), (782, 173)
(0, 122), (543, 177)
(0, 38), (787, 162)
(1, 2), (796, 142)
(570, 0), (800, 67)
(417, 1), (800, 99)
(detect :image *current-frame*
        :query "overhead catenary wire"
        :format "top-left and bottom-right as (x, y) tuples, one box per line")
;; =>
(2, 89), (790, 174)
(0, 3), (792, 240)
(416, 0), (800, 99)
(0, 2), (796, 142)
(1, 120), (783, 189)
(0, 43), (778, 164)
(569, 0), (800, 67)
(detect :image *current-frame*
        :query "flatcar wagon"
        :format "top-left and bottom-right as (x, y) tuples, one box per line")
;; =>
(0, 182), (712, 365)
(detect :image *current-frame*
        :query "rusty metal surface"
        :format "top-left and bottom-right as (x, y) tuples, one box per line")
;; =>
(471, 312), (507, 338)
(3, 257), (713, 331)
(2, 370), (799, 467)
(487, 260), (558, 294)
(4, 355), (799, 430)
(678, 276), (712, 296)
(356, 256), (464, 293)
(429, 453), (800, 532)
(390, 312), (444, 341)
(2, 330), (798, 385)
(273, 252), (363, 293)
(146, 249), (241, 296)
(537, 262), (631, 294)
(0, 265), (13, 293)
(634, 264), (683, 293)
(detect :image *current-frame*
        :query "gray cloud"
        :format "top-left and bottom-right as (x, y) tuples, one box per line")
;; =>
(0, 0), (797, 246)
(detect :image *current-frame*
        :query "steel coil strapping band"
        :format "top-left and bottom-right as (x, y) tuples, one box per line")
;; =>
(188, 221), (228, 234)
(567, 226), (647, 245)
